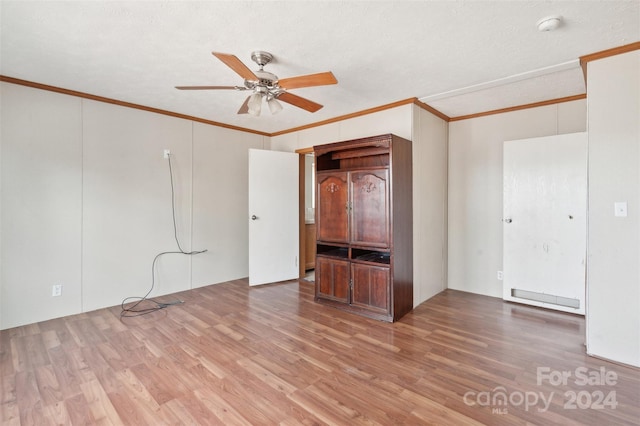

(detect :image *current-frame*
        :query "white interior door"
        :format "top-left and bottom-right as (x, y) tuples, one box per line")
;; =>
(503, 132), (587, 314)
(248, 149), (299, 286)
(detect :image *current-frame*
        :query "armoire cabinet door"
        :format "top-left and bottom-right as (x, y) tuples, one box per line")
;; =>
(351, 263), (390, 314)
(316, 171), (349, 243)
(316, 256), (350, 303)
(350, 169), (390, 248)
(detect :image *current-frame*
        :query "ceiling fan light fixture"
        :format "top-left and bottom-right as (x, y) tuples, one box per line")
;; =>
(267, 96), (283, 115)
(247, 92), (263, 116)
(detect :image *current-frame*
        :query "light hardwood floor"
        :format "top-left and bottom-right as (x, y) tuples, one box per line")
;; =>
(1, 279), (639, 425)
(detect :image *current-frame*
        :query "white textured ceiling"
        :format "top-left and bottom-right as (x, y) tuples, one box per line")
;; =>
(1, 1), (638, 134)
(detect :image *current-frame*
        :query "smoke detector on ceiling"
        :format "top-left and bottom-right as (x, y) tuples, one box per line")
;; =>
(537, 15), (563, 32)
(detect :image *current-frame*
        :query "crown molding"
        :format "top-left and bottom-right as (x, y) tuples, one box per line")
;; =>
(449, 94), (586, 122)
(0, 75), (270, 137)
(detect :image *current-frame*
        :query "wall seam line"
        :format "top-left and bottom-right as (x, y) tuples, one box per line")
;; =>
(190, 121), (195, 289)
(80, 98), (84, 314)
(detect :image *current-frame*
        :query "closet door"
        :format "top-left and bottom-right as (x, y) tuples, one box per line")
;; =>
(503, 133), (587, 314)
(316, 171), (349, 243)
(350, 169), (390, 248)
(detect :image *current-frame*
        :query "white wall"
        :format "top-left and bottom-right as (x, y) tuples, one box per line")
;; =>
(448, 100), (587, 297)
(412, 105), (448, 305)
(1, 84), (83, 328)
(272, 103), (449, 306)
(586, 50), (640, 367)
(82, 100), (193, 312)
(191, 124), (264, 287)
(0, 82), (266, 329)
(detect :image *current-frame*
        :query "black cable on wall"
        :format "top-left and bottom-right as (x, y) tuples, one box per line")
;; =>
(120, 153), (207, 318)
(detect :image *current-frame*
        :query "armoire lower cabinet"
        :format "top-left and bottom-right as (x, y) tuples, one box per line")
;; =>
(313, 134), (413, 322)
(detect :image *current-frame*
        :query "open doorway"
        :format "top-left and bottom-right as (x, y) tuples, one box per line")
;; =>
(296, 148), (315, 281)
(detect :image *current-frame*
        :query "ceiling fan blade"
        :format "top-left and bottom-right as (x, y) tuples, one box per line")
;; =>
(278, 72), (337, 90)
(237, 96), (251, 114)
(277, 92), (323, 113)
(175, 85), (243, 90)
(212, 52), (259, 81)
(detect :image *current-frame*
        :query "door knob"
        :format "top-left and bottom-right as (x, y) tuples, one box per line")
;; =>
(251, 215), (258, 220)
(504, 218), (512, 224)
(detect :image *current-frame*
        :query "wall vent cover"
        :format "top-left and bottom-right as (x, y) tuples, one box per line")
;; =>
(511, 288), (580, 309)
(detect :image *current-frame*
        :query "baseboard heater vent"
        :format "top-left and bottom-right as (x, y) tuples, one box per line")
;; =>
(511, 288), (580, 309)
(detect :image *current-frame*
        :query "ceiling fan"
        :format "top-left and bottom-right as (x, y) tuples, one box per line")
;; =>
(176, 51), (338, 116)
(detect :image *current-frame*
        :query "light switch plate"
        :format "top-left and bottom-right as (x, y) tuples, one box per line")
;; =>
(614, 202), (628, 217)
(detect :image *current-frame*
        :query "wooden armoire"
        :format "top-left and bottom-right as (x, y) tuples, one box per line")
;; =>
(313, 134), (413, 322)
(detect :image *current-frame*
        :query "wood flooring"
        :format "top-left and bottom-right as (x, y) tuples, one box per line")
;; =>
(1, 279), (639, 425)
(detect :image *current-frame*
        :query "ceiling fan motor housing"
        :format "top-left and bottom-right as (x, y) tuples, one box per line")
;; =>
(253, 70), (278, 88)
(246, 52), (282, 97)
(243, 71), (282, 98)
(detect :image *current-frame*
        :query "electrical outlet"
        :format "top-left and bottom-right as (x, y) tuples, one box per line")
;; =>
(497, 271), (504, 281)
(52, 284), (62, 297)
(163, 149), (171, 159)
(614, 201), (627, 217)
